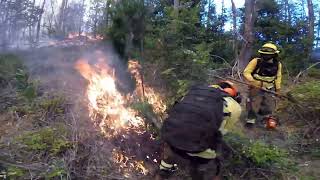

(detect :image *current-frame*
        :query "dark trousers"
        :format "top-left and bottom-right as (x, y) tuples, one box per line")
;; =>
(156, 143), (220, 180)
(247, 86), (276, 123)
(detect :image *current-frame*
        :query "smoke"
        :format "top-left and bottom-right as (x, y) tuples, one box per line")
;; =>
(17, 42), (134, 101)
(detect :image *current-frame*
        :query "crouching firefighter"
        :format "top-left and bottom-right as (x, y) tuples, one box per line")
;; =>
(243, 42), (282, 125)
(155, 81), (242, 180)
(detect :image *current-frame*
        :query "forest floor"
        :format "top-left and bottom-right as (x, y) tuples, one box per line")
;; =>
(0, 42), (319, 179)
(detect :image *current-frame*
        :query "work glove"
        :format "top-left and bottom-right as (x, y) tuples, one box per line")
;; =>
(234, 92), (242, 103)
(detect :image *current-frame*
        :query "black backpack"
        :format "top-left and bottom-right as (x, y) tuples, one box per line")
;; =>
(161, 85), (225, 153)
(252, 58), (279, 78)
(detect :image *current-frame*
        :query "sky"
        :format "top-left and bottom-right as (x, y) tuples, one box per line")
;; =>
(213, 0), (245, 30)
(214, 0), (245, 13)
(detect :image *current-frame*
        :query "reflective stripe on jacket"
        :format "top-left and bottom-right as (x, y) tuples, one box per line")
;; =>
(243, 58), (282, 90)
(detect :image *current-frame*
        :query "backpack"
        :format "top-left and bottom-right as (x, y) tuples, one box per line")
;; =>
(161, 85), (225, 153)
(252, 58), (279, 77)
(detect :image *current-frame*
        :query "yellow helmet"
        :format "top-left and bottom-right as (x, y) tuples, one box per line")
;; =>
(258, 43), (280, 54)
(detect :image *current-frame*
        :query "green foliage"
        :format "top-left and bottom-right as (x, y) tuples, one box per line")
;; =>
(15, 66), (37, 102)
(245, 141), (291, 168)
(224, 133), (297, 171)
(0, 54), (24, 85)
(108, 1), (235, 104)
(0, 54), (37, 103)
(8, 94), (66, 119)
(0, 54), (24, 78)
(44, 159), (68, 179)
(251, 0), (310, 74)
(107, 0), (146, 58)
(143, 5), (232, 104)
(39, 96), (65, 114)
(130, 100), (161, 133)
(9, 104), (34, 116)
(16, 127), (71, 155)
(15, 69), (29, 90)
(6, 166), (26, 179)
(131, 101), (154, 117)
(290, 80), (320, 111)
(308, 68), (320, 79)
(300, 176), (318, 180)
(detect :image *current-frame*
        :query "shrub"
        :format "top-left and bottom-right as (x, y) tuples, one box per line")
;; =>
(289, 80), (320, 114)
(307, 68), (320, 79)
(224, 133), (297, 171)
(39, 96), (65, 114)
(6, 166), (26, 179)
(0, 54), (24, 85)
(44, 159), (68, 179)
(16, 126), (71, 155)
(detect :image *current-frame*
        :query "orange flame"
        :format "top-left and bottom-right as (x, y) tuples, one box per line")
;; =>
(75, 54), (164, 175)
(112, 150), (149, 175)
(75, 59), (144, 134)
(68, 32), (104, 41)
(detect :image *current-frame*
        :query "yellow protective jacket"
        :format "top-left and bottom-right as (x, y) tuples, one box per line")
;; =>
(187, 94), (242, 159)
(243, 58), (282, 90)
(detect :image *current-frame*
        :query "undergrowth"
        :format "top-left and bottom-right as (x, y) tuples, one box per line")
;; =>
(0, 54), (24, 86)
(0, 54), (73, 179)
(223, 133), (298, 179)
(15, 126), (71, 155)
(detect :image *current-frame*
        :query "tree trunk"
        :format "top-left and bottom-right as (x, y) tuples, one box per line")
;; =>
(174, 0), (179, 10)
(301, 0), (306, 19)
(59, 0), (68, 35)
(288, 2), (292, 25)
(105, 0), (110, 28)
(231, 0), (238, 58)
(307, 0), (314, 48)
(93, 7), (98, 38)
(36, 0), (46, 43)
(238, 0), (257, 70)
(317, 11), (320, 47)
(78, 0), (85, 36)
(207, 0), (211, 27)
(50, 0), (58, 32)
(284, 0), (290, 42)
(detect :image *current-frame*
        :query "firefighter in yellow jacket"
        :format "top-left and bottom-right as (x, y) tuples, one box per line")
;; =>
(243, 42), (282, 124)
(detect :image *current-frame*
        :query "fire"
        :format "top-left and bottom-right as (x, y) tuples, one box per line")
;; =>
(75, 53), (164, 176)
(68, 32), (104, 41)
(75, 59), (144, 134)
(128, 60), (167, 115)
(112, 150), (149, 175)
